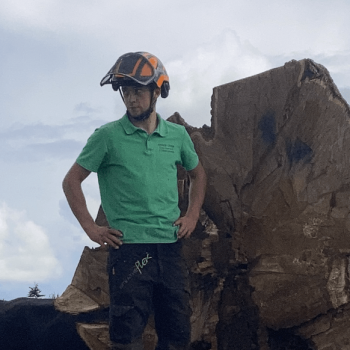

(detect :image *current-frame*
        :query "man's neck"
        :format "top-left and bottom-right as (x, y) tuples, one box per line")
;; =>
(129, 111), (158, 134)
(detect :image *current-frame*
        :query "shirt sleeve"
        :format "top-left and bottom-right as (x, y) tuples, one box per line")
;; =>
(180, 127), (199, 171)
(76, 127), (108, 173)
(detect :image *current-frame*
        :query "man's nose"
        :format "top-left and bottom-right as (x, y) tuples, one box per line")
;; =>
(125, 93), (135, 103)
(129, 92), (137, 102)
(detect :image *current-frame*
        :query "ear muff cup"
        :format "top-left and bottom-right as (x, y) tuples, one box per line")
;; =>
(112, 82), (120, 91)
(161, 81), (170, 98)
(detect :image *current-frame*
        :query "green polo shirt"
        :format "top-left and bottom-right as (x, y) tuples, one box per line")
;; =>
(76, 114), (199, 244)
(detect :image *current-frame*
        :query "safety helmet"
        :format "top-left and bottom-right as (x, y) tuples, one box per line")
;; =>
(100, 52), (170, 98)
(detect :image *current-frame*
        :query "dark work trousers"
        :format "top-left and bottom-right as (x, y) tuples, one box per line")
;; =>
(107, 241), (191, 348)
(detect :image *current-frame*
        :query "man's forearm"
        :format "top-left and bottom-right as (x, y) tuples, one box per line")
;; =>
(186, 162), (207, 219)
(62, 178), (96, 234)
(63, 177), (123, 248)
(175, 162), (206, 239)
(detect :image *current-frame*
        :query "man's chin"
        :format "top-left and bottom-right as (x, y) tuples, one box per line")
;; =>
(127, 106), (153, 122)
(127, 109), (141, 118)
(128, 113), (142, 120)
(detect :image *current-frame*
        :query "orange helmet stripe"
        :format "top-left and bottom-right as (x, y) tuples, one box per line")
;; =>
(130, 57), (143, 77)
(156, 75), (165, 88)
(140, 63), (153, 77)
(148, 56), (158, 69)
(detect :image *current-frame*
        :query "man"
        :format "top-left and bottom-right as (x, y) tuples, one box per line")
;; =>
(62, 52), (206, 350)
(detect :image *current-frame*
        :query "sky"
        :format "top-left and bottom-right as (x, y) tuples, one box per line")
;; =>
(1, 0), (350, 300)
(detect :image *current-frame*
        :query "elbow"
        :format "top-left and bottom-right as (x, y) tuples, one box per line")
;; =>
(62, 175), (70, 196)
(62, 172), (75, 197)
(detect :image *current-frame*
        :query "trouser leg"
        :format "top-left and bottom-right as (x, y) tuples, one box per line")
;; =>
(153, 286), (191, 350)
(108, 244), (156, 346)
(155, 343), (190, 350)
(153, 242), (191, 350)
(110, 337), (143, 350)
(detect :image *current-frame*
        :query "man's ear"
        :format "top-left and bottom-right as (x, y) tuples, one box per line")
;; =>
(153, 87), (161, 99)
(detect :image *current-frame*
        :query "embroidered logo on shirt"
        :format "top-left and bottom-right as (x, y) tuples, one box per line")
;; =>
(158, 144), (175, 153)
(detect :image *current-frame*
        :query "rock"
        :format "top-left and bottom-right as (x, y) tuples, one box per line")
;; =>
(176, 58), (350, 348)
(76, 323), (110, 350)
(0, 297), (108, 350)
(296, 305), (350, 349)
(55, 246), (109, 314)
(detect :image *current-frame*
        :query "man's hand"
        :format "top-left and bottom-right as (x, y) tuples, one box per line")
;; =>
(174, 162), (206, 240)
(174, 215), (198, 239)
(87, 224), (123, 249)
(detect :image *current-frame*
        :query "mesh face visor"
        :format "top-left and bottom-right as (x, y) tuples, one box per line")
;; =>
(100, 53), (155, 87)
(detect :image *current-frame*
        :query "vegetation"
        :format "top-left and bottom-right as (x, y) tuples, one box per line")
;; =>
(28, 283), (45, 298)
(49, 293), (59, 299)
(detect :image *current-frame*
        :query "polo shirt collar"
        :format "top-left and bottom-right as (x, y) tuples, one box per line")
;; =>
(120, 114), (168, 137)
(154, 114), (168, 137)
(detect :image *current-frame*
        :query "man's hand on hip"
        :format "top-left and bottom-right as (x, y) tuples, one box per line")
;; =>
(174, 215), (198, 239)
(87, 224), (123, 249)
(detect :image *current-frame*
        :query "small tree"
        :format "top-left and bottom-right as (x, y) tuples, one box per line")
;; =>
(49, 293), (59, 299)
(28, 283), (45, 298)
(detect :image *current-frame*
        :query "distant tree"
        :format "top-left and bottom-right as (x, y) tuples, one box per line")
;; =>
(28, 283), (45, 298)
(49, 293), (59, 299)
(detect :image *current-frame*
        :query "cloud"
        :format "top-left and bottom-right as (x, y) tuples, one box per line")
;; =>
(313, 51), (350, 89)
(2, 0), (348, 55)
(160, 30), (350, 127)
(0, 0), (167, 40)
(2, 1), (349, 130)
(0, 115), (110, 162)
(59, 191), (100, 230)
(0, 203), (62, 282)
(163, 29), (272, 126)
(267, 51), (350, 106)
(339, 88), (350, 106)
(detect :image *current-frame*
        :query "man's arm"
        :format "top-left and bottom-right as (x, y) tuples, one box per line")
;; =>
(62, 162), (123, 248)
(174, 161), (207, 239)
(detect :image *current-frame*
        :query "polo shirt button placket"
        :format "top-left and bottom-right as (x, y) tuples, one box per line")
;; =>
(145, 135), (153, 156)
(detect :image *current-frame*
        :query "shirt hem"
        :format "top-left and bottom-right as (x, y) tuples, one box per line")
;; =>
(120, 237), (178, 244)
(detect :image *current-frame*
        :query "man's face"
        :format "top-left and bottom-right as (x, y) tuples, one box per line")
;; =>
(121, 85), (152, 118)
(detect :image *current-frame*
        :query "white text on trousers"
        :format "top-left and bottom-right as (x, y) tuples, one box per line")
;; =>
(135, 252), (152, 274)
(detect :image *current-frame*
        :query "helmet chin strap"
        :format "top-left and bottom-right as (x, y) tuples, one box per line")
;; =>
(126, 104), (153, 121)
(119, 86), (156, 122)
